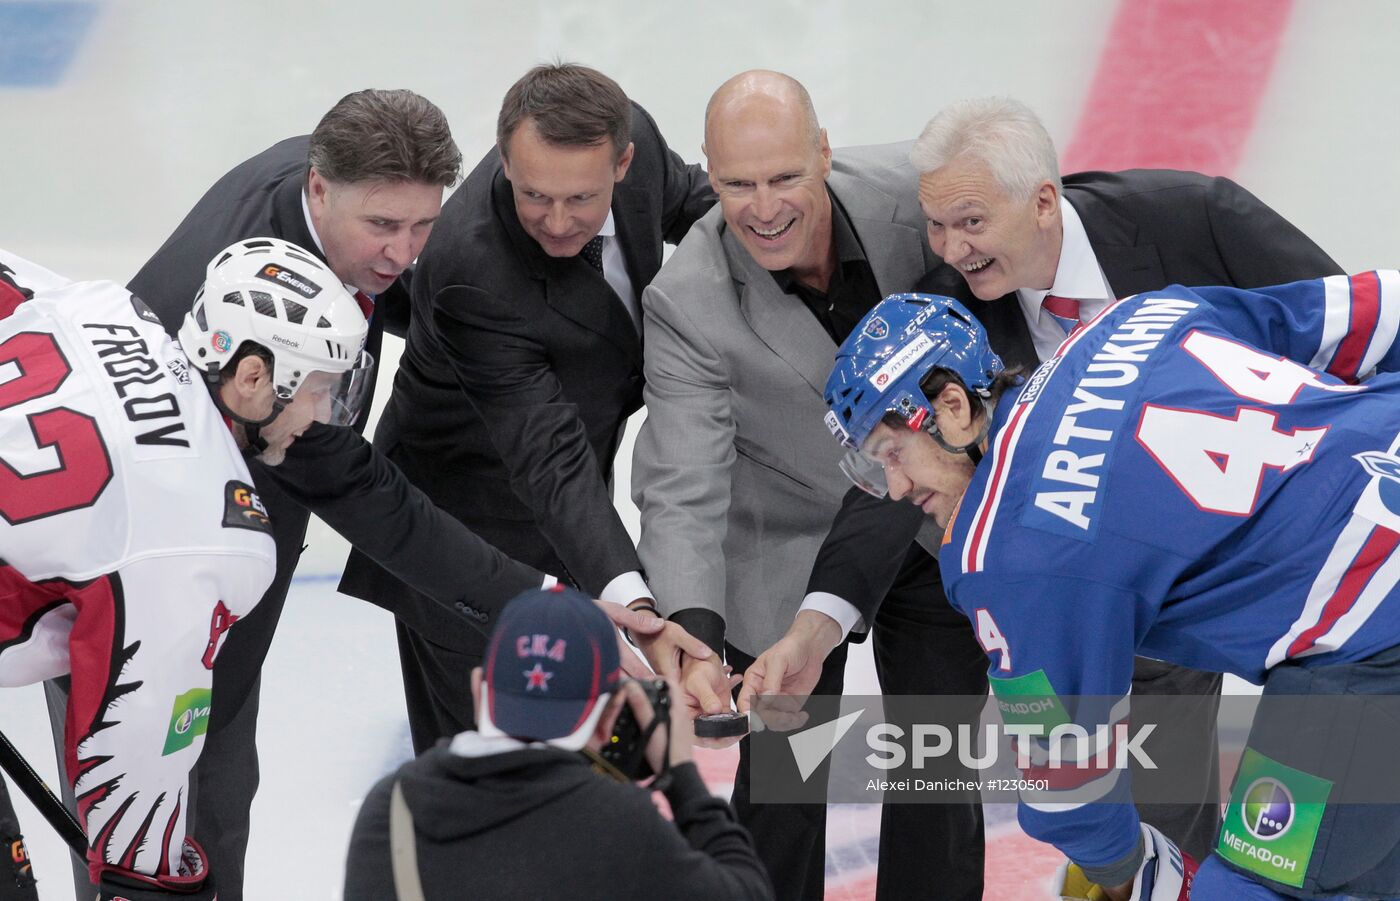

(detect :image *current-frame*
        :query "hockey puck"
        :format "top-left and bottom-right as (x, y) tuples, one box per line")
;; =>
(695, 712), (749, 739)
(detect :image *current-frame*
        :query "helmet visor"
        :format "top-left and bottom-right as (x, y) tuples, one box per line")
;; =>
(838, 449), (890, 498)
(292, 350), (375, 427)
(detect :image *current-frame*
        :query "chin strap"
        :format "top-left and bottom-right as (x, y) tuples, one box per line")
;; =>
(202, 369), (283, 455)
(930, 393), (997, 465)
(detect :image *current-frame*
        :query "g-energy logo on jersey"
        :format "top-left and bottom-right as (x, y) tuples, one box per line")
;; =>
(255, 263), (321, 299)
(1023, 296), (1196, 541)
(162, 687), (212, 755)
(223, 481), (271, 534)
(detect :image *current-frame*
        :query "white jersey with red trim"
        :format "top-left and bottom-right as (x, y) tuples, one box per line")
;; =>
(940, 272), (1400, 871)
(0, 249), (275, 881)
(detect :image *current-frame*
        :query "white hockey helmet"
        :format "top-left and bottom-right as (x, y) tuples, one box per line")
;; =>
(178, 238), (372, 426)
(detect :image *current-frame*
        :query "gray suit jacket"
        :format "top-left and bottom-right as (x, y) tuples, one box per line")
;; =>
(633, 142), (938, 657)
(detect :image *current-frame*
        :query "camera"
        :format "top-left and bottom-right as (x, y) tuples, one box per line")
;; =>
(597, 677), (669, 781)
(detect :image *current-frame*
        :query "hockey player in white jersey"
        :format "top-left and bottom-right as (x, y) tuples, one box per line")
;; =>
(765, 277), (1400, 900)
(0, 238), (368, 900)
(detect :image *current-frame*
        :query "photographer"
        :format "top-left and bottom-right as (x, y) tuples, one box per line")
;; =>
(343, 586), (772, 901)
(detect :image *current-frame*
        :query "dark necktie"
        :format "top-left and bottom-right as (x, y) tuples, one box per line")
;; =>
(354, 290), (374, 322)
(1042, 294), (1082, 336)
(579, 235), (605, 274)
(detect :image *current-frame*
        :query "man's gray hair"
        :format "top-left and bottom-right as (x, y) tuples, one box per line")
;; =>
(909, 97), (1061, 200)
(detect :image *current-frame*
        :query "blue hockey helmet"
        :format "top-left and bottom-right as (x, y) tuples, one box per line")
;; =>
(823, 293), (1003, 493)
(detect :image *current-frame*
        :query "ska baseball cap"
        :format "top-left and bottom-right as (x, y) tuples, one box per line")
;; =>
(477, 585), (622, 751)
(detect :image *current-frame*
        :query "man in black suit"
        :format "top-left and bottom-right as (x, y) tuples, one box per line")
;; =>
(753, 96), (1343, 871)
(100, 88), (659, 901)
(339, 64), (716, 752)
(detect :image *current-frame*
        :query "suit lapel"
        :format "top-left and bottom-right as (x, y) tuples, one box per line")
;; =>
(611, 176), (660, 291)
(972, 294), (1039, 370)
(269, 175), (319, 254)
(724, 226), (838, 395)
(491, 170), (641, 363)
(1067, 184), (1166, 298)
(830, 170), (927, 299)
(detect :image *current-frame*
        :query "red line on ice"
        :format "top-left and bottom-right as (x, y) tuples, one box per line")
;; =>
(1060, 0), (1296, 176)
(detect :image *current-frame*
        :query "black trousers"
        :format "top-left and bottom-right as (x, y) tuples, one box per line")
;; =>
(0, 777), (40, 901)
(394, 514), (563, 754)
(728, 544), (989, 901)
(1130, 658), (1222, 862)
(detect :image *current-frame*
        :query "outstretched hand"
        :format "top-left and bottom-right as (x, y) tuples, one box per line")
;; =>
(631, 613), (716, 681)
(737, 610), (843, 731)
(597, 601), (665, 678)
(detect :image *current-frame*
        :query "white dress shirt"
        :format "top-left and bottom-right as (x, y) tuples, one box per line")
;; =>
(597, 210), (641, 332)
(595, 211), (649, 604)
(1015, 197), (1116, 361)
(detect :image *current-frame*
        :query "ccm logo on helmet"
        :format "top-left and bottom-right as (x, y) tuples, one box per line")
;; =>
(256, 264), (321, 299)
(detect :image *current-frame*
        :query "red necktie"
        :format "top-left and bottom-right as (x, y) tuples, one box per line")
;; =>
(1042, 294), (1082, 336)
(354, 290), (374, 322)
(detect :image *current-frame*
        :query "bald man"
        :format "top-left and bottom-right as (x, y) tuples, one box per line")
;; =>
(632, 71), (986, 901)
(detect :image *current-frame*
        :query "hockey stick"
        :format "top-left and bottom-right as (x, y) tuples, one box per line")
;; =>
(0, 727), (86, 859)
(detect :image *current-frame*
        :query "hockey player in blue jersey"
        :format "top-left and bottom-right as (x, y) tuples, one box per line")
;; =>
(807, 277), (1400, 900)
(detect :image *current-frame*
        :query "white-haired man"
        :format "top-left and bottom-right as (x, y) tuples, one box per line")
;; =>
(908, 95), (1346, 859)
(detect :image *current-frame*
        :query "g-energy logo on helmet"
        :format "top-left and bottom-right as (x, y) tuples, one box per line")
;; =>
(869, 333), (936, 390)
(256, 263), (321, 299)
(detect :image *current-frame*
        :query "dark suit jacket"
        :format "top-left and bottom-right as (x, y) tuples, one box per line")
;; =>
(127, 137), (545, 688)
(809, 169), (1344, 623)
(339, 102), (712, 638)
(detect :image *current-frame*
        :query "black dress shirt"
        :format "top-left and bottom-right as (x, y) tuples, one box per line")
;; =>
(770, 191), (880, 343)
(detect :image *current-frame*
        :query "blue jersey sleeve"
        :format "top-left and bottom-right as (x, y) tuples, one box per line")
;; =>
(955, 572), (1145, 872)
(1182, 271), (1400, 381)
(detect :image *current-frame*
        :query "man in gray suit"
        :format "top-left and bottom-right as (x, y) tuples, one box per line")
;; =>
(633, 71), (986, 901)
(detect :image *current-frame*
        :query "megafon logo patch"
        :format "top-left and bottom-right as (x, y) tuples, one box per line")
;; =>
(256, 263), (321, 299)
(1242, 777), (1294, 841)
(162, 688), (212, 755)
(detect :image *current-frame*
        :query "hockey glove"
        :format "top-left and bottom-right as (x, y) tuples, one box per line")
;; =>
(96, 837), (215, 900)
(1055, 822), (1196, 901)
